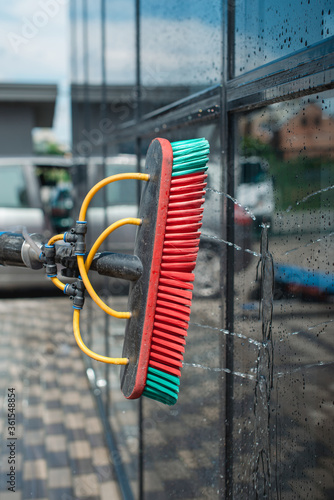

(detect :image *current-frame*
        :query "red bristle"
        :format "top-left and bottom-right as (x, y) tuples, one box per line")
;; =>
(170, 182), (207, 194)
(168, 199), (205, 210)
(164, 231), (201, 240)
(153, 322), (188, 337)
(166, 215), (202, 225)
(143, 164), (208, 394)
(151, 343), (184, 361)
(154, 313), (188, 329)
(161, 262), (196, 272)
(159, 278), (193, 290)
(152, 332), (186, 348)
(152, 333), (185, 352)
(165, 222), (202, 233)
(163, 239), (200, 247)
(160, 271), (195, 281)
(171, 172), (207, 186)
(150, 351), (183, 368)
(149, 360), (181, 378)
(169, 190), (206, 202)
(158, 286), (192, 301)
(167, 208), (204, 218)
(155, 306), (190, 323)
(162, 253), (198, 262)
(163, 247), (199, 255)
(157, 291), (192, 306)
(156, 300), (190, 316)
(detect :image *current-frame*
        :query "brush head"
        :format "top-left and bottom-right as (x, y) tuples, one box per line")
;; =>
(120, 137), (209, 404)
(120, 138), (173, 400)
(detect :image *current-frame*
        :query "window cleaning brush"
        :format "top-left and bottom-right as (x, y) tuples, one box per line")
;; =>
(120, 137), (209, 405)
(39, 136), (209, 406)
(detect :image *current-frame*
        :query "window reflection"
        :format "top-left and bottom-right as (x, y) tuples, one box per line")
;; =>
(141, 0), (222, 110)
(234, 92), (334, 498)
(235, 0), (333, 75)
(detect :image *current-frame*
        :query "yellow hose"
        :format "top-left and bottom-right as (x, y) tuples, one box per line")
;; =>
(85, 218), (141, 271)
(77, 218), (142, 319)
(50, 276), (66, 292)
(79, 172), (149, 221)
(48, 233), (64, 246)
(73, 308), (128, 365)
(47, 173), (150, 365)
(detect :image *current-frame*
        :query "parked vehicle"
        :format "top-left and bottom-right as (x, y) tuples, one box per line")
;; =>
(235, 156), (274, 226)
(0, 156), (74, 293)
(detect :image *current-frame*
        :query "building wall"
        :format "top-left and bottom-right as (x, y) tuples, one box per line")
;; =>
(0, 104), (34, 156)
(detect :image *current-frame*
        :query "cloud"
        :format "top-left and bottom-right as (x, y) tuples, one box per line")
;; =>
(0, 0), (68, 82)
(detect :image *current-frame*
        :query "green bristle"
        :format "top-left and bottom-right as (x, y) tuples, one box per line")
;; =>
(143, 367), (180, 406)
(171, 138), (210, 177)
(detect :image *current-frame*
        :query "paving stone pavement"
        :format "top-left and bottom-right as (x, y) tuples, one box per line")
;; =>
(0, 297), (122, 500)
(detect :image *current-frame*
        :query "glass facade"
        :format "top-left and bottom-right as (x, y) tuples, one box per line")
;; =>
(70, 1), (334, 498)
(234, 0), (333, 75)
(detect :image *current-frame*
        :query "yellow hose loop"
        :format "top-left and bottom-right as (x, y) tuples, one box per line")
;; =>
(48, 234), (65, 246)
(73, 308), (129, 365)
(78, 218), (141, 319)
(85, 217), (142, 270)
(78, 172), (150, 221)
(50, 276), (66, 292)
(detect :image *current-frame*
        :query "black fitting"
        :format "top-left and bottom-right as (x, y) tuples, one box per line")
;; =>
(74, 280), (85, 309)
(64, 221), (87, 255)
(64, 283), (77, 297)
(43, 244), (57, 276)
(64, 279), (85, 309)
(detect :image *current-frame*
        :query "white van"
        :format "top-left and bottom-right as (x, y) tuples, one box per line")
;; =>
(0, 157), (73, 293)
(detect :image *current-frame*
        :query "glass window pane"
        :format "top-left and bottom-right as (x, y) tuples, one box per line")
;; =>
(71, 0), (84, 83)
(141, 0), (222, 112)
(106, 0), (136, 84)
(141, 123), (223, 498)
(233, 91), (334, 497)
(234, 0), (333, 76)
(87, 1), (102, 84)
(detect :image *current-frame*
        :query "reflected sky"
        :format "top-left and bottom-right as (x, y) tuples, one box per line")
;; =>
(235, 0), (333, 74)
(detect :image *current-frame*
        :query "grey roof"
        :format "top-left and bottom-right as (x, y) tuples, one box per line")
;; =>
(0, 83), (58, 127)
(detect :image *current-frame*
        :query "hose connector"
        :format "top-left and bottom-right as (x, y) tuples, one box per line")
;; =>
(64, 221), (87, 256)
(64, 278), (85, 309)
(43, 244), (57, 277)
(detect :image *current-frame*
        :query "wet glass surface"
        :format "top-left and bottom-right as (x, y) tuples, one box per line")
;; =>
(71, 0), (136, 85)
(233, 91), (334, 498)
(105, 0), (135, 84)
(141, 123), (223, 499)
(234, 0), (333, 76)
(141, 0), (222, 112)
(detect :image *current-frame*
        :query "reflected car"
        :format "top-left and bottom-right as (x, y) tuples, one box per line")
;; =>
(49, 184), (74, 232)
(0, 157), (75, 294)
(235, 156), (274, 226)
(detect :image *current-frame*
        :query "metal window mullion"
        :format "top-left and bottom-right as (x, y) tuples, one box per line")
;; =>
(112, 88), (221, 143)
(227, 38), (334, 111)
(227, 66), (334, 112)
